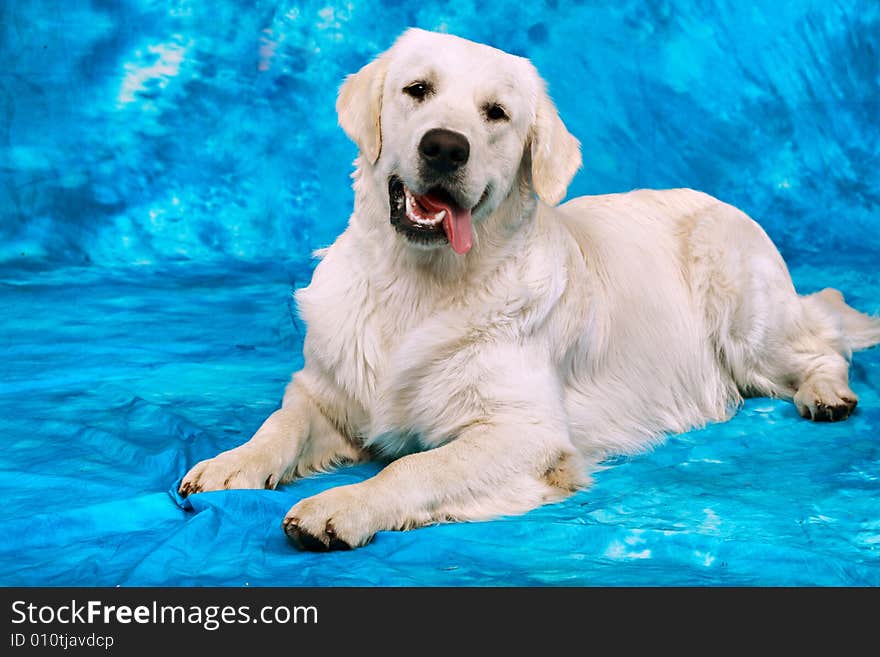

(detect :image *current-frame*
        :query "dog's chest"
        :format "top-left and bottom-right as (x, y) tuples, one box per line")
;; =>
(296, 257), (447, 434)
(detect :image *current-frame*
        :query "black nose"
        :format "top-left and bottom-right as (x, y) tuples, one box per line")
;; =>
(419, 128), (470, 173)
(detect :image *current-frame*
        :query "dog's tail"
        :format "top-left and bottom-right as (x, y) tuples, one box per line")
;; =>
(805, 287), (880, 352)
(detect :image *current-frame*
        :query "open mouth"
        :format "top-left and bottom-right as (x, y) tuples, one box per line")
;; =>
(389, 176), (476, 255)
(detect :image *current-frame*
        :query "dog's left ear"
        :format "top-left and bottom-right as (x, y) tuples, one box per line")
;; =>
(530, 89), (582, 206)
(336, 55), (388, 164)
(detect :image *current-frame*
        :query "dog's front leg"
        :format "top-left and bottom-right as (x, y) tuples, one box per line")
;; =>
(179, 374), (358, 495)
(283, 370), (587, 551)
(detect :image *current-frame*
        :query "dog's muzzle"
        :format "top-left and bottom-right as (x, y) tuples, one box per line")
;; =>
(388, 176), (474, 254)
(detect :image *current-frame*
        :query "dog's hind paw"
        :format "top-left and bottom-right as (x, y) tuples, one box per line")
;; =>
(794, 380), (858, 422)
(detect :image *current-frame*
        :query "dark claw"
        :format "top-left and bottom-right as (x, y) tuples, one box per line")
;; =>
(808, 398), (856, 423)
(284, 518), (329, 551)
(283, 518), (352, 551)
(325, 522), (352, 551)
(828, 405), (847, 421)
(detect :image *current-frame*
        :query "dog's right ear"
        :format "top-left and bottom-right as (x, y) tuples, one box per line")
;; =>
(336, 56), (388, 164)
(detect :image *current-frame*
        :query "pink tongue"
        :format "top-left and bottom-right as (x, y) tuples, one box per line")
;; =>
(416, 193), (472, 255)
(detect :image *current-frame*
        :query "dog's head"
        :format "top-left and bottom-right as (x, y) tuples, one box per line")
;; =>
(337, 28), (581, 255)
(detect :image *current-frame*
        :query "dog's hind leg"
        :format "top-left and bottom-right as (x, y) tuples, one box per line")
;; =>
(726, 285), (865, 422)
(789, 338), (857, 422)
(179, 373), (365, 495)
(745, 287), (877, 422)
(686, 202), (878, 423)
(790, 288), (880, 421)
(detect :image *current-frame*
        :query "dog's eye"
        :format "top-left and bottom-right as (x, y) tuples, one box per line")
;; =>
(403, 81), (431, 100)
(485, 103), (508, 122)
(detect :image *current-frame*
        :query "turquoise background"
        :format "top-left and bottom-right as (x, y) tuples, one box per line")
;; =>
(1, 1), (878, 584)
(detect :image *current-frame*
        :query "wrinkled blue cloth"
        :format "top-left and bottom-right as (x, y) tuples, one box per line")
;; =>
(2, 0), (879, 585)
(1, 259), (878, 586)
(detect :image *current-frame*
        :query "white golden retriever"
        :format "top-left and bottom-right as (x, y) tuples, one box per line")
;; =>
(180, 28), (880, 550)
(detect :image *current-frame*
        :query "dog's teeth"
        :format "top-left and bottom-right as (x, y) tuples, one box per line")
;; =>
(404, 189), (445, 226)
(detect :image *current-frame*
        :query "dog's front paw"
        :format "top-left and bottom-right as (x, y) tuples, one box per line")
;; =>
(282, 485), (375, 551)
(179, 448), (281, 496)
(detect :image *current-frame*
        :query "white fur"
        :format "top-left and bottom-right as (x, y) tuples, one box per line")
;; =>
(180, 29), (880, 549)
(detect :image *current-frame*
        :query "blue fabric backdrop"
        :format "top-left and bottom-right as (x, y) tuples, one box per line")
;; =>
(1, 0), (878, 585)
